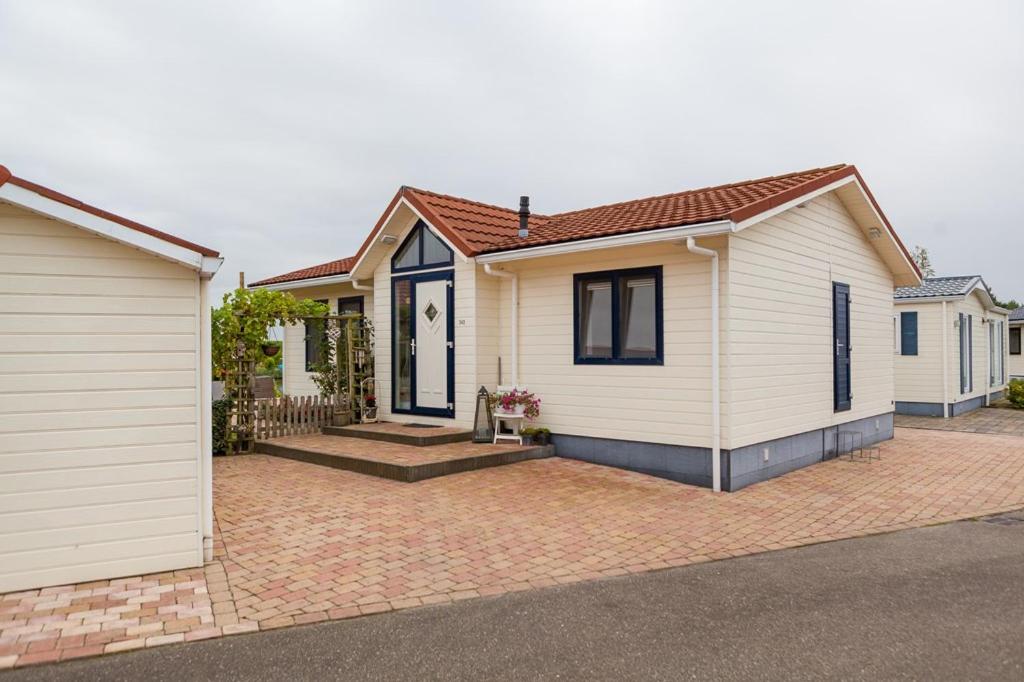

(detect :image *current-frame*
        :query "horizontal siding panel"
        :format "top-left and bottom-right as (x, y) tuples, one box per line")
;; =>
(0, 460), (196, 494)
(0, 406), (196, 433)
(0, 515), (198, 553)
(1, 314), (195, 334)
(0, 352), (195, 373)
(0, 442), (195, 474)
(0, 532), (197, 574)
(0, 548), (200, 594)
(1, 370), (196, 392)
(0, 334), (195, 353)
(0, 294), (197, 316)
(2, 273), (198, 297)
(0, 388), (196, 414)
(0, 254), (193, 279)
(0, 421), (196, 455)
(0, 479), (196, 514)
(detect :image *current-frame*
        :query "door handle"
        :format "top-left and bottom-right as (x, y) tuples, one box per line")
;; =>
(411, 339), (416, 356)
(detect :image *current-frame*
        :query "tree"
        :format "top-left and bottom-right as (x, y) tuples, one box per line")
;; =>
(911, 245), (935, 278)
(211, 288), (328, 379)
(993, 296), (1020, 310)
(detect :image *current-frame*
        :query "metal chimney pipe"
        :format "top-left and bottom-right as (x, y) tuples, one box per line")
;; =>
(518, 196), (530, 238)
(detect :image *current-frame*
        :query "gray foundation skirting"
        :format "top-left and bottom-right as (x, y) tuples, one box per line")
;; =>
(551, 412), (895, 492)
(895, 401), (945, 417)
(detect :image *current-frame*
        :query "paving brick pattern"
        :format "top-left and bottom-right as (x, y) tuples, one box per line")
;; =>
(896, 406), (1024, 437)
(4, 427), (1024, 669)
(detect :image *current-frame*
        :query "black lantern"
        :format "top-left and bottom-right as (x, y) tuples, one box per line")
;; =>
(472, 386), (495, 443)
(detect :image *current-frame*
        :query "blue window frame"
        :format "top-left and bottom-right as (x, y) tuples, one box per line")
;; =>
(391, 220), (454, 273)
(573, 266), (663, 365)
(390, 270), (455, 418)
(338, 295), (364, 316)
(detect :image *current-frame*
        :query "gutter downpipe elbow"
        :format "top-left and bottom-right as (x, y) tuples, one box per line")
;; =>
(350, 279), (372, 292)
(686, 237), (721, 493)
(483, 263), (518, 386)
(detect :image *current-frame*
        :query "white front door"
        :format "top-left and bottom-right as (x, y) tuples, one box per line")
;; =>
(414, 279), (448, 410)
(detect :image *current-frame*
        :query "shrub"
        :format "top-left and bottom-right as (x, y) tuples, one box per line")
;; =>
(1007, 379), (1024, 409)
(212, 397), (231, 454)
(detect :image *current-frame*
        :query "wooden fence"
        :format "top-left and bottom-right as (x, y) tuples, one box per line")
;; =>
(255, 395), (340, 440)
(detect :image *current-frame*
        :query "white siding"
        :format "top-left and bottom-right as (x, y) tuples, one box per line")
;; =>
(894, 301), (945, 404)
(496, 238), (730, 448)
(950, 292), (1007, 402)
(0, 201), (202, 592)
(279, 283), (374, 396)
(727, 192), (895, 448)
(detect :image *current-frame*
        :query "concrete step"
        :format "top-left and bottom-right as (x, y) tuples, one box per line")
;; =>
(322, 422), (474, 447)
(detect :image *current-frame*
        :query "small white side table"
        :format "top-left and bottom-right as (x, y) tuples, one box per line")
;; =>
(493, 412), (525, 445)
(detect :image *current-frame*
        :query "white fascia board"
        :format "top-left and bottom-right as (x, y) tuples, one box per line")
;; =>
(252, 273), (353, 291)
(0, 182), (207, 270)
(895, 296), (965, 305)
(474, 220), (734, 264)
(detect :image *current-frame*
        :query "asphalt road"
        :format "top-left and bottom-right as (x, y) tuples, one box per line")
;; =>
(9, 512), (1024, 681)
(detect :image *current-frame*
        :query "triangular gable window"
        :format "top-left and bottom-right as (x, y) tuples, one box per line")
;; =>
(391, 220), (453, 272)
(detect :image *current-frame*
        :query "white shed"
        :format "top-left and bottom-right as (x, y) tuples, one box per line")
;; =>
(0, 165), (222, 592)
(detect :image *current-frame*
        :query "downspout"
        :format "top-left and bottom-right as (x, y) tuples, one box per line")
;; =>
(351, 279), (372, 292)
(686, 237), (721, 493)
(199, 276), (214, 561)
(483, 264), (518, 386)
(984, 317), (991, 406)
(941, 301), (950, 418)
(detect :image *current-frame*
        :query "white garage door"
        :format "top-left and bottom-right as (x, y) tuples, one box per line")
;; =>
(0, 201), (203, 592)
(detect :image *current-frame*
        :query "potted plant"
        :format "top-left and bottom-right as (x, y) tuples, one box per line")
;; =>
(261, 341), (280, 357)
(533, 427), (551, 446)
(520, 427), (537, 446)
(488, 388), (541, 419)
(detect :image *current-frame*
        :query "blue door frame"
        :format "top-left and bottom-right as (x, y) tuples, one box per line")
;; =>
(391, 270), (455, 418)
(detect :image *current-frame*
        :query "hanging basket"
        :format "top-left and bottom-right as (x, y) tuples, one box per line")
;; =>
(261, 342), (280, 358)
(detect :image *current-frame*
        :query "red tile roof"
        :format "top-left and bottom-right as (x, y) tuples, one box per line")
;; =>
(254, 163), (918, 285)
(250, 256), (356, 286)
(0, 164), (219, 257)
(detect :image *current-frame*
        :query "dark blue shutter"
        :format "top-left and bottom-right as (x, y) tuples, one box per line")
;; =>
(959, 313), (967, 394)
(900, 312), (918, 356)
(833, 282), (851, 412)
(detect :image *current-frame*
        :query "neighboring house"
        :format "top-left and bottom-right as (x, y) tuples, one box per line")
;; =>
(0, 165), (222, 592)
(1010, 307), (1024, 381)
(251, 164), (921, 491)
(893, 276), (1010, 417)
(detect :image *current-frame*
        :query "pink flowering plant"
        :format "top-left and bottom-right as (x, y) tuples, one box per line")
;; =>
(489, 388), (541, 420)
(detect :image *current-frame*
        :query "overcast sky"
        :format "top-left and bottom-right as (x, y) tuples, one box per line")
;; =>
(1, 1), (1021, 302)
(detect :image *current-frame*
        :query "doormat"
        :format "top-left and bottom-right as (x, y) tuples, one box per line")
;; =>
(405, 423), (443, 429)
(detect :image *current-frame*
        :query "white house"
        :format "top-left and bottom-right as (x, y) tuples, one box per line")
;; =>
(1010, 308), (1024, 381)
(0, 165), (222, 592)
(252, 164), (921, 491)
(894, 276), (1010, 417)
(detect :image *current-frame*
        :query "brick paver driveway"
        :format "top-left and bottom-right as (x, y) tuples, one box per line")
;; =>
(896, 406), (1024, 437)
(4, 427), (1024, 669)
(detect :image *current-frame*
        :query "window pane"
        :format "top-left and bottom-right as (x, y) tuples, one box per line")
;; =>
(338, 297), (363, 315)
(578, 279), (612, 358)
(393, 230), (420, 269)
(422, 228), (451, 265)
(393, 280), (412, 409)
(1011, 327), (1021, 355)
(619, 276), (657, 359)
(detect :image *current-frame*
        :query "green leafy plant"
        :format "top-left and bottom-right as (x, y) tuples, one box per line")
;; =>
(212, 397), (231, 454)
(211, 288), (328, 379)
(1007, 379), (1024, 409)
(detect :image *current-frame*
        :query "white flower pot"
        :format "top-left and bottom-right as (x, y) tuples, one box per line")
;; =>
(498, 405), (525, 416)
